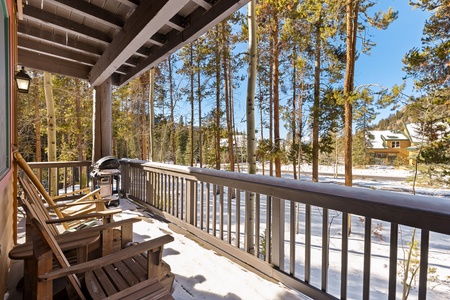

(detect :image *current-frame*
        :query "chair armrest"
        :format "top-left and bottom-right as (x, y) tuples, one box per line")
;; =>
(52, 187), (93, 200)
(64, 217), (142, 235)
(39, 234), (174, 281)
(45, 209), (122, 224)
(49, 199), (116, 209)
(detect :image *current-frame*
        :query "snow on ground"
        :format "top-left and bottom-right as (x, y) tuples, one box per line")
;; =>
(116, 199), (307, 300)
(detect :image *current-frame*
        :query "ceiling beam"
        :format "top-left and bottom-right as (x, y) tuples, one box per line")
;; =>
(191, 0), (212, 10)
(19, 48), (91, 79)
(167, 14), (187, 32)
(23, 5), (112, 43)
(118, 0), (249, 86)
(18, 37), (98, 66)
(18, 24), (105, 56)
(89, 0), (190, 86)
(115, 0), (139, 9)
(44, 0), (124, 28)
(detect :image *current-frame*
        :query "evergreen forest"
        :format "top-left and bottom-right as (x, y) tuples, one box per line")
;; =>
(17, 0), (450, 184)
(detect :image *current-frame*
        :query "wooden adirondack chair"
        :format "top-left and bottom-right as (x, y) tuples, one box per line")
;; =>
(22, 196), (175, 300)
(18, 175), (138, 257)
(14, 151), (120, 231)
(12, 177), (143, 299)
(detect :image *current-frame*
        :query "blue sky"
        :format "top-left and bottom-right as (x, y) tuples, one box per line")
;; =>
(230, 1), (431, 138)
(174, 2), (430, 138)
(354, 0), (429, 123)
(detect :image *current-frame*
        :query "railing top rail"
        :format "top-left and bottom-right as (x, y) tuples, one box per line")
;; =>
(138, 161), (450, 235)
(27, 161), (92, 168)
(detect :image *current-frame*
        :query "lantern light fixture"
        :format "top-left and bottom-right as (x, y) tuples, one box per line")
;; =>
(14, 67), (31, 93)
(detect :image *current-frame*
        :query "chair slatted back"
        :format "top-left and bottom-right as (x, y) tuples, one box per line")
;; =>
(14, 151), (68, 228)
(19, 176), (62, 236)
(19, 191), (86, 300)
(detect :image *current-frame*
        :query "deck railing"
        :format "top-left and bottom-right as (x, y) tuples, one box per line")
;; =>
(26, 161), (92, 196)
(120, 159), (450, 300)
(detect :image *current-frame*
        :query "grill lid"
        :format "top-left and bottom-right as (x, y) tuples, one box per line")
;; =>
(90, 156), (120, 177)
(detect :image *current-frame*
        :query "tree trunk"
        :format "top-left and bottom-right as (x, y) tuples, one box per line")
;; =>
(344, 0), (359, 187)
(269, 39), (273, 177)
(149, 68), (156, 162)
(273, 14), (281, 178)
(312, 19), (322, 182)
(222, 22), (234, 172)
(258, 82), (264, 175)
(43, 72), (57, 196)
(197, 41), (203, 168)
(33, 84), (42, 179)
(245, 0), (257, 255)
(344, 0), (360, 235)
(190, 43), (195, 167)
(292, 47), (297, 180)
(297, 90), (304, 179)
(215, 27), (221, 170)
(168, 56), (176, 164)
(74, 78), (83, 161)
(141, 76), (148, 160)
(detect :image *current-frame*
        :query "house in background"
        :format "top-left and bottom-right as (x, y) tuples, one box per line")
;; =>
(403, 123), (426, 164)
(366, 130), (411, 165)
(366, 123), (434, 166)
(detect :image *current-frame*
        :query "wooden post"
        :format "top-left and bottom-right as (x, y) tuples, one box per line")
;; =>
(92, 77), (112, 162)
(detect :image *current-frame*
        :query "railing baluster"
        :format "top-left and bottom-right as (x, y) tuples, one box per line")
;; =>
(163, 173), (167, 211)
(235, 189), (240, 248)
(322, 208), (329, 291)
(200, 182), (204, 230)
(213, 184), (217, 237)
(173, 175), (177, 216)
(206, 183), (210, 233)
(305, 204), (311, 283)
(419, 229), (429, 300)
(341, 212), (348, 299)
(180, 178), (185, 221)
(266, 196), (271, 263)
(219, 185), (224, 240)
(363, 217), (372, 299)
(167, 175), (171, 214)
(194, 181), (198, 227)
(290, 200), (295, 275)
(388, 223), (398, 300)
(255, 193), (260, 258)
(152, 171), (156, 206)
(227, 187), (232, 244)
(65, 166), (69, 194)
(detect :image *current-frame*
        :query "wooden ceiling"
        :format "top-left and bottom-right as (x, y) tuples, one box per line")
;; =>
(17, 0), (249, 87)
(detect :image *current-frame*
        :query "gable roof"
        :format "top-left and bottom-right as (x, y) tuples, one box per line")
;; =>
(17, 0), (249, 87)
(367, 130), (408, 149)
(404, 123), (427, 143)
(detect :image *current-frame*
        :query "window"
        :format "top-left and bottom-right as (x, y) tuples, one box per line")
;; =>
(391, 141), (400, 148)
(0, 1), (10, 179)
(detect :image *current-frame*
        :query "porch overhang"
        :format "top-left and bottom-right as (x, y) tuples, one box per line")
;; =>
(17, 0), (250, 87)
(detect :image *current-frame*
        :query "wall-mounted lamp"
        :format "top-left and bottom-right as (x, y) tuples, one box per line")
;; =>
(14, 67), (31, 93)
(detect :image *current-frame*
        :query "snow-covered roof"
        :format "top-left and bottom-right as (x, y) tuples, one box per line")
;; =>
(404, 123), (427, 143)
(367, 130), (408, 149)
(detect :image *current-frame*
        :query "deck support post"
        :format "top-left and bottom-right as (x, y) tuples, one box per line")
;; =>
(93, 77), (112, 162)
